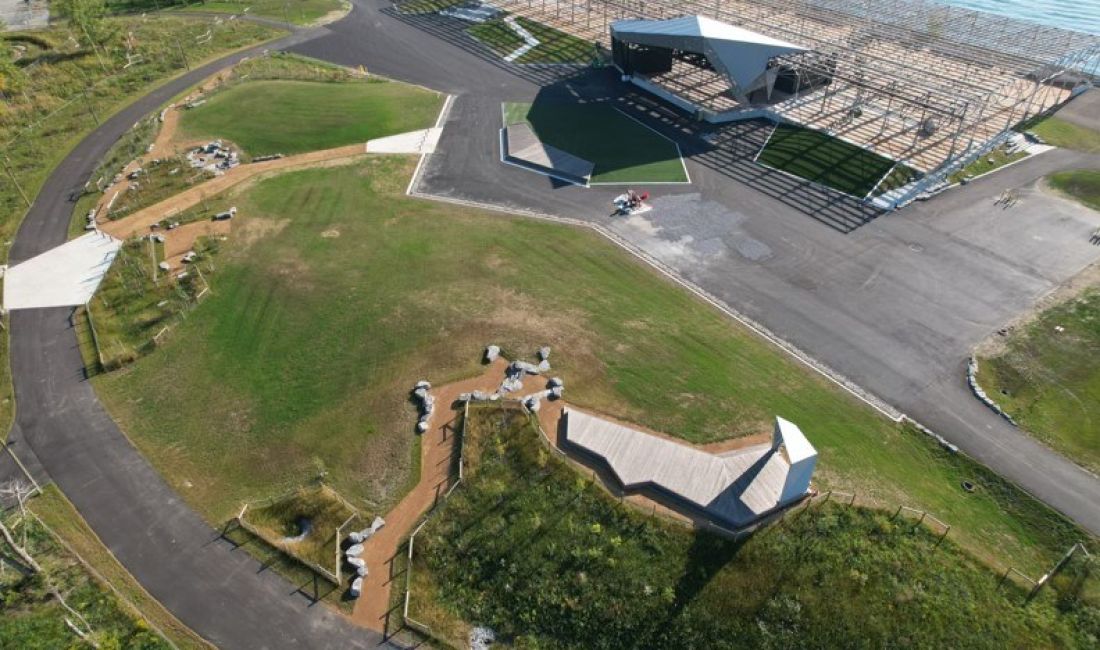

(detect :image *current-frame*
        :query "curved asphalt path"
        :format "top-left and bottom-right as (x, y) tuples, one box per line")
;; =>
(4, 3), (1100, 648)
(5, 17), (398, 650)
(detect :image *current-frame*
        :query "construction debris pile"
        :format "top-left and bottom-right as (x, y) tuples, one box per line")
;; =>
(187, 140), (239, 173)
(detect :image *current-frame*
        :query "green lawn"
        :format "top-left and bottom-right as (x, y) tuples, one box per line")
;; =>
(1048, 169), (1100, 211)
(2, 500), (173, 649)
(407, 404), (1098, 649)
(177, 78), (443, 156)
(949, 145), (1029, 184)
(505, 101), (687, 183)
(469, 17), (597, 65)
(757, 124), (913, 197)
(1024, 116), (1100, 154)
(93, 157), (1089, 578)
(977, 287), (1100, 474)
(0, 16), (281, 444)
(105, 0), (346, 25)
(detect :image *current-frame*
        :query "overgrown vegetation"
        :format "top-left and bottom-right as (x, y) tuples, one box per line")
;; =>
(93, 158), (1091, 578)
(468, 16), (598, 65)
(1024, 115), (1100, 154)
(505, 101), (687, 183)
(87, 236), (215, 369)
(28, 485), (211, 649)
(0, 14), (280, 440)
(177, 77), (443, 156)
(1048, 168), (1100, 211)
(408, 405), (1099, 649)
(1, 493), (173, 648)
(757, 124), (916, 197)
(240, 483), (359, 577)
(977, 287), (1100, 474)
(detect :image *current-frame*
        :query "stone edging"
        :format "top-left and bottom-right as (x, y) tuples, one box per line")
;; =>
(966, 356), (1017, 426)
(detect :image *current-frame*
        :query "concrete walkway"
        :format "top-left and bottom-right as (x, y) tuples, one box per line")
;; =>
(3, 232), (121, 311)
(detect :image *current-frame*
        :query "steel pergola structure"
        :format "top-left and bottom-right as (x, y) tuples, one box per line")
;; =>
(484, 0), (1099, 199)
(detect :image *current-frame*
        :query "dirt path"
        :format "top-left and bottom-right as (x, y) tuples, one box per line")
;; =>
(101, 144), (367, 239)
(163, 220), (233, 269)
(355, 355), (747, 633)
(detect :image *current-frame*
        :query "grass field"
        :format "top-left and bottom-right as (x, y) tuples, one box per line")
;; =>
(1025, 115), (1100, 154)
(757, 124), (915, 197)
(92, 157), (1091, 578)
(505, 101), (687, 183)
(29, 486), (210, 649)
(949, 145), (1029, 184)
(977, 287), (1100, 474)
(1, 498), (174, 649)
(407, 405), (1098, 649)
(468, 16), (597, 65)
(104, 0), (347, 25)
(0, 17), (280, 444)
(1048, 169), (1100, 211)
(177, 78), (444, 156)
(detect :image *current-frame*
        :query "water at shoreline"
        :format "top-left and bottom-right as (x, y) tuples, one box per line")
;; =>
(941, 0), (1100, 36)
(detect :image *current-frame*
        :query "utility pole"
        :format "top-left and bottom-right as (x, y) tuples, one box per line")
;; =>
(2, 157), (31, 207)
(175, 37), (190, 70)
(79, 86), (100, 125)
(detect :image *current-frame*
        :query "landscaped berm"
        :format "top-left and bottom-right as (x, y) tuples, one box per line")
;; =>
(83, 57), (1097, 646)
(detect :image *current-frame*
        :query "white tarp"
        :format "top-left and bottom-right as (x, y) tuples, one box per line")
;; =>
(611, 15), (807, 95)
(3, 232), (122, 311)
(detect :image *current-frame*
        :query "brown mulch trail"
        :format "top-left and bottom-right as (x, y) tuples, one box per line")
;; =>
(162, 220), (232, 269)
(101, 144), (367, 240)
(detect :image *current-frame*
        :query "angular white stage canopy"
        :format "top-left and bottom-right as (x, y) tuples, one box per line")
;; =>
(611, 15), (807, 94)
(4, 232), (122, 311)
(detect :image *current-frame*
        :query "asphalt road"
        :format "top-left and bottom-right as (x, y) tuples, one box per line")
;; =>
(5, 2), (1100, 648)
(5, 20), (397, 650)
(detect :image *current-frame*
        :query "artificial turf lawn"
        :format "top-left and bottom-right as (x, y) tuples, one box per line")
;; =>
(757, 124), (911, 197)
(504, 101), (687, 183)
(407, 405), (1098, 649)
(468, 16), (597, 64)
(178, 79), (443, 156)
(93, 157), (1089, 577)
(977, 287), (1100, 474)
(1048, 168), (1100, 211)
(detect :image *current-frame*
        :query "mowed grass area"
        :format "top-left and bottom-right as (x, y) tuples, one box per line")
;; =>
(1049, 169), (1100, 211)
(105, 0), (347, 25)
(407, 406), (1098, 649)
(505, 101), (687, 183)
(469, 16), (597, 64)
(177, 79), (444, 156)
(757, 124), (916, 197)
(1025, 115), (1100, 154)
(977, 288), (1100, 474)
(93, 157), (1091, 577)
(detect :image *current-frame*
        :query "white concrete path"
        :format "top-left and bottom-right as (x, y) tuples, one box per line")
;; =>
(4, 232), (122, 311)
(365, 128), (443, 154)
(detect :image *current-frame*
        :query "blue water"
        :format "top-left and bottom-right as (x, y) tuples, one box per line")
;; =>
(941, 0), (1100, 36)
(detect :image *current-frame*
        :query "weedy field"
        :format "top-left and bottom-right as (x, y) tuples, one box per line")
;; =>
(93, 157), (1090, 579)
(405, 405), (1098, 649)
